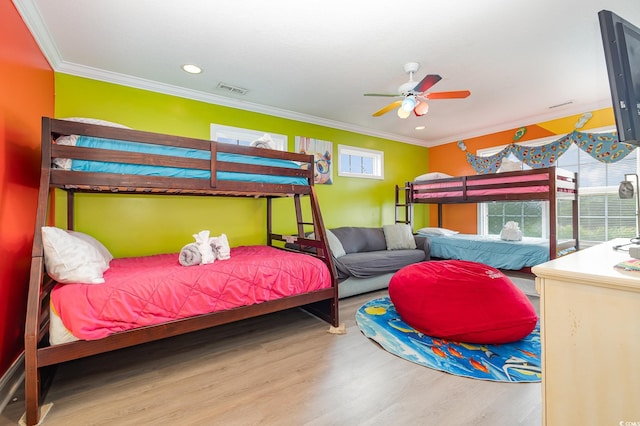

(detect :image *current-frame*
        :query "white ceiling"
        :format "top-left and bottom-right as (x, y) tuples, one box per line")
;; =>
(13, 0), (640, 147)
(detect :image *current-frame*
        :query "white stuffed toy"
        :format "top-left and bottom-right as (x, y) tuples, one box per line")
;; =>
(500, 221), (523, 241)
(210, 233), (231, 260)
(193, 230), (216, 264)
(250, 134), (275, 150)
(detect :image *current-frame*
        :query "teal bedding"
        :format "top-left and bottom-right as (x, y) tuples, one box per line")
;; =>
(420, 233), (549, 270)
(67, 136), (308, 185)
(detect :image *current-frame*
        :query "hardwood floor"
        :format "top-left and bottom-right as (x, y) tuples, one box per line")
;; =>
(1, 289), (541, 426)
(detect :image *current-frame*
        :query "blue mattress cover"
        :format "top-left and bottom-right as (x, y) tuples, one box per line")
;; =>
(69, 136), (308, 185)
(419, 233), (549, 270)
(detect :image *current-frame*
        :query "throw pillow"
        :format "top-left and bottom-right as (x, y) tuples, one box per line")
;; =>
(325, 229), (346, 258)
(41, 226), (110, 284)
(308, 230), (346, 258)
(383, 224), (416, 250)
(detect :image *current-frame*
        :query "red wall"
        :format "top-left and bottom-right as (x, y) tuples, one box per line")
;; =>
(0, 0), (54, 377)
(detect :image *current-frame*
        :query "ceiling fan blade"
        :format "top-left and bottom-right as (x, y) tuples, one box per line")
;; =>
(364, 93), (401, 97)
(425, 90), (471, 99)
(413, 74), (442, 93)
(372, 100), (402, 117)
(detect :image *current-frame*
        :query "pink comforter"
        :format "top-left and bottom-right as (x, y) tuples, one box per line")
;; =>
(51, 245), (331, 340)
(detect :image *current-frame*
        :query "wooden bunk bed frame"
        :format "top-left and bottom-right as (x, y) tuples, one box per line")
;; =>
(24, 117), (339, 426)
(397, 167), (579, 263)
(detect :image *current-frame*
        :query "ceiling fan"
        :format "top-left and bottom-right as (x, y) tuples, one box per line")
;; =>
(364, 62), (470, 118)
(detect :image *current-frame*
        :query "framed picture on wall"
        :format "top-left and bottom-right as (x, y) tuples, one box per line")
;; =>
(210, 123), (287, 151)
(295, 136), (333, 185)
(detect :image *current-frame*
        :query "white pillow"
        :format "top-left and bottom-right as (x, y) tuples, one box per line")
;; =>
(383, 224), (417, 250)
(41, 227), (109, 284)
(309, 230), (346, 258)
(60, 117), (130, 128)
(68, 230), (114, 264)
(414, 172), (452, 181)
(416, 227), (459, 236)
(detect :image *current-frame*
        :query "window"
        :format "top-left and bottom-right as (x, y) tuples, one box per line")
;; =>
(210, 124), (287, 151)
(477, 128), (637, 246)
(555, 139), (638, 244)
(337, 145), (384, 179)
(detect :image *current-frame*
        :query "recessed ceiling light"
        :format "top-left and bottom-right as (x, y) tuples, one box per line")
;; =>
(415, 126), (426, 130)
(182, 64), (202, 74)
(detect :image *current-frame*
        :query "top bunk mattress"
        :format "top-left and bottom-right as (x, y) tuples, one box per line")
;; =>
(411, 167), (577, 203)
(54, 135), (308, 186)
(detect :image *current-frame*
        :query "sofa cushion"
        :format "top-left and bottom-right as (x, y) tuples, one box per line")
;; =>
(330, 227), (387, 253)
(383, 224), (417, 250)
(388, 260), (538, 344)
(334, 249), (426, 278)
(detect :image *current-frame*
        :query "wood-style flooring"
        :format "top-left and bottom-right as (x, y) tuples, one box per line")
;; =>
(1, 289), (541, 426)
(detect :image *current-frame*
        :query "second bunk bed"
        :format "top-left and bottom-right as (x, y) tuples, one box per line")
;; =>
(396, 167), (579, 270)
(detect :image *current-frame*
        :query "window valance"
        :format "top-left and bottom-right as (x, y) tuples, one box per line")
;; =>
(464, 130), (635, 174)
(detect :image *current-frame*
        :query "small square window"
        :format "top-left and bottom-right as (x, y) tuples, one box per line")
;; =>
(337, 145), (384, 179)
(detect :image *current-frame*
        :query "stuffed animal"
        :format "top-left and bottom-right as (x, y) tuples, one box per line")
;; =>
(179, 230), (221, 266)
(210, 233), (231, 260)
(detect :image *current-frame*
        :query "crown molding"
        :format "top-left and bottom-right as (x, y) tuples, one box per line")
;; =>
(54, 62), (429, 147)
(13, 0), (611, 149)
(12, 0), (62, 69)
(430, 99), (613, 146)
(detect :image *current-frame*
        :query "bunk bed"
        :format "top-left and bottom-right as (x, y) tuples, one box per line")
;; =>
(397, 167), (579, 270)
(24, 117), (339, 426)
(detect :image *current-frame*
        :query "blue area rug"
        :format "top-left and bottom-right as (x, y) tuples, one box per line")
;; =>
(356, 297), (541, 383)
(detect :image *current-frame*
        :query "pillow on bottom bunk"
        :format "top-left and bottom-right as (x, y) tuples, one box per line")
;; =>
(388, 260), (537, 344)
(41, 227), (110, 284)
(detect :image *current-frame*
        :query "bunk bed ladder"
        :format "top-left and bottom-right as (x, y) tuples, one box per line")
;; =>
(266, 192), (339, 327)
(395, 182), (413, 227)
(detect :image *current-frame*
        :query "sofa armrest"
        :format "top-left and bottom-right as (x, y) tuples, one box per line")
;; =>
(414, 235), (431, 261)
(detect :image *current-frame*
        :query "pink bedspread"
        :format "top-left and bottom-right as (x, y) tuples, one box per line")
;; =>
(51, 245), (331, 340)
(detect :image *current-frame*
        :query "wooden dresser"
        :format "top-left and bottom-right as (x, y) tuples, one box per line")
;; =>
(532, 239), (640, 426)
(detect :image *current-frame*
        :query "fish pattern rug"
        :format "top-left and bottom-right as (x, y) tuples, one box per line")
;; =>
(356, 297), (541, 383)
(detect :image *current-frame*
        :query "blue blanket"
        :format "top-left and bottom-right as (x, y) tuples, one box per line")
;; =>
(69, 136), (307, 185)
(420, 233), (549, 270)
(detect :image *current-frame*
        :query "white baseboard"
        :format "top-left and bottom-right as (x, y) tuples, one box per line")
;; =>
(0, 352), (25, 414)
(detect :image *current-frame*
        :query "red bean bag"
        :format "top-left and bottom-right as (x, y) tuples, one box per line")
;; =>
(388, 260), (537, 344)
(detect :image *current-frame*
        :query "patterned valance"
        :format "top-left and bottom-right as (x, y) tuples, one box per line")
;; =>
(465, 130), (635, 175)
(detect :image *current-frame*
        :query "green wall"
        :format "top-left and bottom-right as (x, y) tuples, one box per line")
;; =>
(54, 73), (430, 257)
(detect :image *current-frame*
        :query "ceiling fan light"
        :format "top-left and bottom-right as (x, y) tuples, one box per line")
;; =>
(414, 100), (429, 116)
(397, 108), (411, 119)
(401, 96), (416, 112)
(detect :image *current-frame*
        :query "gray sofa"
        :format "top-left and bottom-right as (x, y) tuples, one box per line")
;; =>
(327, 226), (430, 298)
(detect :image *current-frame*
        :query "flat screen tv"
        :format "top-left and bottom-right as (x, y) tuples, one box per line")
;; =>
(599, 10), (640, 146)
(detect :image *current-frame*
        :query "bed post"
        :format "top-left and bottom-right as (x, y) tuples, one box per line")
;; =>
(24, 117), (54, 425)
(549, 167), (558, 259)
(67, 190), (75, 230)
(308, 185), (339, 327)
(573, 171), (579, 251)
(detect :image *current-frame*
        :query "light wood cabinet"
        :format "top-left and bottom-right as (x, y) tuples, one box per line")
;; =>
(532, 239), (640, 426)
